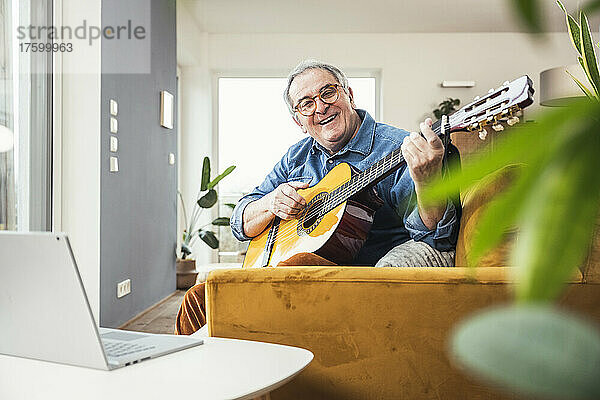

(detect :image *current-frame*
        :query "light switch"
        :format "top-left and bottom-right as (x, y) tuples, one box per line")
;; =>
(110, 136), (118, 152)
(110, 99), (118, 116)
(109, 156), (119, 172)
(110, 117), (118, 134)
(168, 152), (175, 165)
(160, 91), (174, 129)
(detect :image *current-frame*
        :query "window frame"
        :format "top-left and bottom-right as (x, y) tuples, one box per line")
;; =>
(0, 0), (54, 232)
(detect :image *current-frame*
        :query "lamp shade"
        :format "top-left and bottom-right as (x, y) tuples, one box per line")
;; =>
(540, 65), (588, 107)
(0, 124), (14, 153)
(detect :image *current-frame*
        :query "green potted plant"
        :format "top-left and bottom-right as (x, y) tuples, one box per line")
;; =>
(422, 1), (600, 397)
(433, 97), (461, 120)
(177, 157), (235, 289)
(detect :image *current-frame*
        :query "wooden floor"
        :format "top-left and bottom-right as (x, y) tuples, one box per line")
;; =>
(121, 290), (185, 334)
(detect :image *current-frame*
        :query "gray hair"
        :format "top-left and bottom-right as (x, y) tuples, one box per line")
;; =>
(283, 59), (349, 115)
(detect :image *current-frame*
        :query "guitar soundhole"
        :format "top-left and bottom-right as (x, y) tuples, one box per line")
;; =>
(297, 192), (327, 236)
(303, 209), (320, 229)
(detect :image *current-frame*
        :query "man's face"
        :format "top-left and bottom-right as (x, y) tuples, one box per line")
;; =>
(288, 69), (359, 154)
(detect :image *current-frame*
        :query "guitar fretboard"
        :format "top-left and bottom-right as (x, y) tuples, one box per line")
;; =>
(316, 119), (446, 217)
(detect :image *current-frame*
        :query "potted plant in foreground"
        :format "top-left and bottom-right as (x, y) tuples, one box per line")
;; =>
(177, 157), (235, 289)
(421, 1), (600, 398)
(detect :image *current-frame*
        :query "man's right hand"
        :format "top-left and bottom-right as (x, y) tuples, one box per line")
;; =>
(265, 181), (308, 220)
(241, 181), (309, 238)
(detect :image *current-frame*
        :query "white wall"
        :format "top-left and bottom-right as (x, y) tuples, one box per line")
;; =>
(57, 0), (102, 321)
(177, 3), (217, 264)
(178, 29), (586, 264)
(207, 33), (582, 128)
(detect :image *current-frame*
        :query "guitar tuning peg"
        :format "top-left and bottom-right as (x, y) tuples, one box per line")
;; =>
(492, 123), (504, 132)
(478, 127), (489, 140)
(516, 109), (523, 117)
(470, 122), (479, 131)
(488, 88), (494, 94)
(503, 80), (509, 86)
(507, 116), (520, 126)
(473, 96), (480, 101)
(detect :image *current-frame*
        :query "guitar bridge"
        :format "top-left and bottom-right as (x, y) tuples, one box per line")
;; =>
(261, 218), (280, 267)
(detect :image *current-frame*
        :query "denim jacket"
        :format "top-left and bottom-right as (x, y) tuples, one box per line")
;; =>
(230, 109), (460, 265)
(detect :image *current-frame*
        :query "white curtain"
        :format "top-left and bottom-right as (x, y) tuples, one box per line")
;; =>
(0, 0), (16, 230)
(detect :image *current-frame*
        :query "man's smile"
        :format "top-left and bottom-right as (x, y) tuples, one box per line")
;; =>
(317, 113), (338, 126)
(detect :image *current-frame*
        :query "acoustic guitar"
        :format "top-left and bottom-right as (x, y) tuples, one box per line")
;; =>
(242, 76), (534, 268)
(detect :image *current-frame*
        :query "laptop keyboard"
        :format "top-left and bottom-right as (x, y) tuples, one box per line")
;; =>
(102, 341), (156, 358)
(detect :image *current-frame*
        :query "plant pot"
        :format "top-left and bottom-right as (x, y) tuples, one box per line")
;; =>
(176, 258), (196, 273)
(176, 259), (198, 290)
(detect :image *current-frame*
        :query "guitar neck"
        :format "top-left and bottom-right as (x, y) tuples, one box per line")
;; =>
(319, 120), (449, 216)
(314, 75), (534, 219)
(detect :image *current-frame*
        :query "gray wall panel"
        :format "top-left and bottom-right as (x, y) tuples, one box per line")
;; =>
(100, 0), (177, 327)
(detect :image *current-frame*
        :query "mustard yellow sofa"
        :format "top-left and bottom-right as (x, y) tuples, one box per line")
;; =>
(204, 137), (600, 399)
(205, 266), (599, 399)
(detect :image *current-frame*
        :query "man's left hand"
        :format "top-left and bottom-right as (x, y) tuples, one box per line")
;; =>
(401, 117), (444, 186)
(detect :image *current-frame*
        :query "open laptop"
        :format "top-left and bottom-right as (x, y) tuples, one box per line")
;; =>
(0, 232), (203, 370)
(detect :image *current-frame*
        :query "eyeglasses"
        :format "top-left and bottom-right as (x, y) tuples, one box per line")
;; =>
(294, 84), (343, 117)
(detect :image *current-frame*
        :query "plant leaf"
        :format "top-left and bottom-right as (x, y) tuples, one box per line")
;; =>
(464, 165), (526, 266)
(580, 11), (600, 97)
(576, 57), (596, 98)
(511, 0), (543, 33)
(466, 118), (569, 267)
(451, 305), (600, 399)
(201, 157), (211, 191)
(198, 229), (219, 249)
(566, 13), (582, 54)
(512, 118), (600, 302)
(207, 165), (236, 190)
(566, 68), (595, 99)
(197, 189), (217, 208)
(180, 243), (192, 259)
(211, 217), (230, 226)
(420, 101), (592, 207)
(557, 1), (582, 55)
(224, 203), (236, 209)
(422, 100), (598, 271)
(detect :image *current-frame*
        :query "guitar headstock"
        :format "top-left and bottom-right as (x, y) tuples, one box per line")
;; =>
(447, 75), (534, 139)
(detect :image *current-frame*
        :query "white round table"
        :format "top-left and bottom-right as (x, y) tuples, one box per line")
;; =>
(0, 337), (313, 400)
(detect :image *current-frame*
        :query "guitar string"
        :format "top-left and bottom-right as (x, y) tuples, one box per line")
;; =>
(267, 119), (454, 249)
(271, 144), (403, 228)
(284, 117), (452, 223)
(298, 120), (448, 222)
(270, 149), (408, 248)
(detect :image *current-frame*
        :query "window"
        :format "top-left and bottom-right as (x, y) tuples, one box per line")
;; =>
(216, 76), (377, 262)
(0, 0), (52, 231)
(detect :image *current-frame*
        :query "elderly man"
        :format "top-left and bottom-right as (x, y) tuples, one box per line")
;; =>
(175, 60), (460, 335)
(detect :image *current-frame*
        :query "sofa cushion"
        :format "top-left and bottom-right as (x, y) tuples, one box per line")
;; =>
(455, 165), (519, 268)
